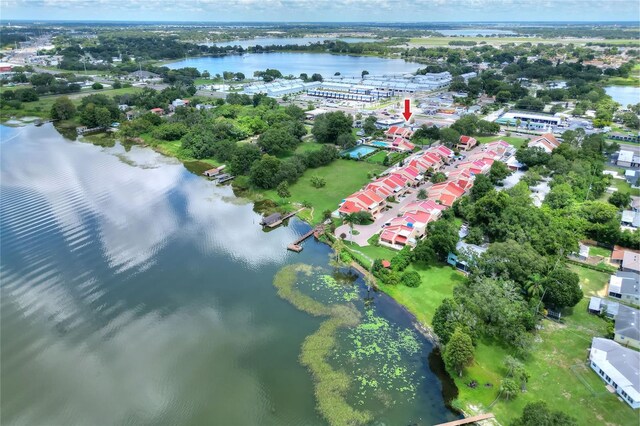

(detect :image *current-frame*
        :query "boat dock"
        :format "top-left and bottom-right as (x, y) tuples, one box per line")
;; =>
(434, 413), (495, 426)
(217, 174), (235, 184)
(287, 226), (323, 252)
(261, 208), (303, 228)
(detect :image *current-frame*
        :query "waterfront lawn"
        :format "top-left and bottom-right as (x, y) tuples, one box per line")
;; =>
(0, 86), (144, 121)
(451, 265), (638, 426)
(262, 159), (385, 224)
(143, 136), (220, 167)
(476, 135), (528, 149)
(351, 243), (398, 262)
(377, 261), (464, 325)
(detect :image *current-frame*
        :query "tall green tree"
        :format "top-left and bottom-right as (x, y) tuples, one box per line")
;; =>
(512, 401), (577, 426)
(443, 329), (474, 377)
(50, 96), (76, 120)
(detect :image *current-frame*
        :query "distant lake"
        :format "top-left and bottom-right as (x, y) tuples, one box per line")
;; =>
(605, 85), (640, 106)
(438, 29), (516, 36)
(202, 37), (377, 49)
(166, 52), (420, 77)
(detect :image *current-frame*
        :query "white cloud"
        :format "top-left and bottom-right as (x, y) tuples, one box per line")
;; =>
(1, 0), (638, 20)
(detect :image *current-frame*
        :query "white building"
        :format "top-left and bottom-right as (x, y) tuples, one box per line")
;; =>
(617, 150), (640, 168)
(589, 337), (640, 409)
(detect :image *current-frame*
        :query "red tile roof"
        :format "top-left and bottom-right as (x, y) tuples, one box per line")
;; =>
(459, 135), (477, 145)
(439, 194), (457, 207)
(339, 200), (361, 214)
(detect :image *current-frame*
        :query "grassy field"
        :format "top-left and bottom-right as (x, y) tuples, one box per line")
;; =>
(606, 64), (640, 87)
(373, 255), (638, 424)
(407, 36), (640, 48)
(476, 135), (528, 149)
(0, 86), (144, 121)
(377, 261), (465, 324)
(348, 242), (398, 263)
(600, 175), (640, 199)
(450, 265), (639, 425)
(141, 136), (220, 168)
(588, 245), (613, 258)
(260, 159), (385, 224)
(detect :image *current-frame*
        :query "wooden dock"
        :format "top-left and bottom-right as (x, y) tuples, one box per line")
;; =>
(434, 413), (495, 426)
(287, 226), (323, 252)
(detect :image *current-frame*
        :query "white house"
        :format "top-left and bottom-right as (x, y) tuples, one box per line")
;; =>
(617, 150), (640, 168)
(589, 337), (640, 409)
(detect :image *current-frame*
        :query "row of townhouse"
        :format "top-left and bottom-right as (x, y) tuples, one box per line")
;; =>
(337, 140), (516, 250)
(378, 139), (517, 248)
(337, 144), (454, 219)
(380, 200), (445, 247)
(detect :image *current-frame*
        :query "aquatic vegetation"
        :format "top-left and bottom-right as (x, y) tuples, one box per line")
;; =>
(273, 264), (371, 425)
(335, 309), (422, 405)
(300, 305), (372, 426)
(273, 264), (329, 316)
(274, 263), (424, 424)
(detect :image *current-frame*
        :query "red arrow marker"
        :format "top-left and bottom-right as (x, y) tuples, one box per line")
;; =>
(402, 98), (413, 122)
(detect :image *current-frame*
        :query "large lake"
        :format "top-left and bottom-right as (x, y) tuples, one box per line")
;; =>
(166, 52), (421, 77)
(437, 29), (516, 36)
(202, 37), (377, 49)
(0, 124), (458, 425)
(605, 85), (640, 107)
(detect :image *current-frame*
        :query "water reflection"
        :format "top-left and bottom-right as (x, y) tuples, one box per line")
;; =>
(1, 124), (456, 425)
(1, 125), (296, 271)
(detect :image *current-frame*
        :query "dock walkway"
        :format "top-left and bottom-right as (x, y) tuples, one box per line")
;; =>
(434, 413), (495, 426)
(287, 225), (324, 252)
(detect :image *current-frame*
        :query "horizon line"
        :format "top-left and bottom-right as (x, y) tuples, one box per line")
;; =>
(1, 19), (639, 24)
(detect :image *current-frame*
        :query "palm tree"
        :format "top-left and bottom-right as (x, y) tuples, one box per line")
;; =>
(525, 273), (544, 299)
(343, 213), (357, 244)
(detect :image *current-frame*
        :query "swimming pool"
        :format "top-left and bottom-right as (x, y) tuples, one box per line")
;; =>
(342, 146), (377, 159)
(370, 140), (391, 148)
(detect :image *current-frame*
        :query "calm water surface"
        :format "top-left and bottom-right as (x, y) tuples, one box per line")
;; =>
(0, 124), (458, 425)
(605, 85), (640, 107)
(438, 29), (516, 36)
(202, 37), (376, 49)
(166, 52), (420, 77)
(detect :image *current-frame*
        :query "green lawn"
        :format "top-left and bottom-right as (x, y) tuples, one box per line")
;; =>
(143, 137), (220, 167)
(294, 141), (324, 155)
(376, 257), (638, 424)
(365, 150), (387, 164)
(349, 243), (398, 264)
(0, 86), (144, 121)
(451, 265), (638, 425)
(588, 245), (613, 259)
(261, 159), (385, 224)
(599, 176), (640, 200)
(476, 135), (528, 149)
(377, 261), (465, 324)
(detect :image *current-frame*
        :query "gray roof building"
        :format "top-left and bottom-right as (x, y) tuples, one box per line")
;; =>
(589, 297), (620, 318)
(622, 250), (640, 274)
(615, 304), (640, 343)
(590, 337), (640, 408)
(622, 210), (640, 228)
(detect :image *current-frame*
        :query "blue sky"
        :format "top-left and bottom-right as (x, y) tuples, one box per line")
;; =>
(1, 0), (639, 22)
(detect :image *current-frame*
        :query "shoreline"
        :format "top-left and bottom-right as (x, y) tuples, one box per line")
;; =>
(12, 120), (470, 423)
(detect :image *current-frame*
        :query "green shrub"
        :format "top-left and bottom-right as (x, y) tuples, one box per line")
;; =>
(401, 271), (421, 288)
